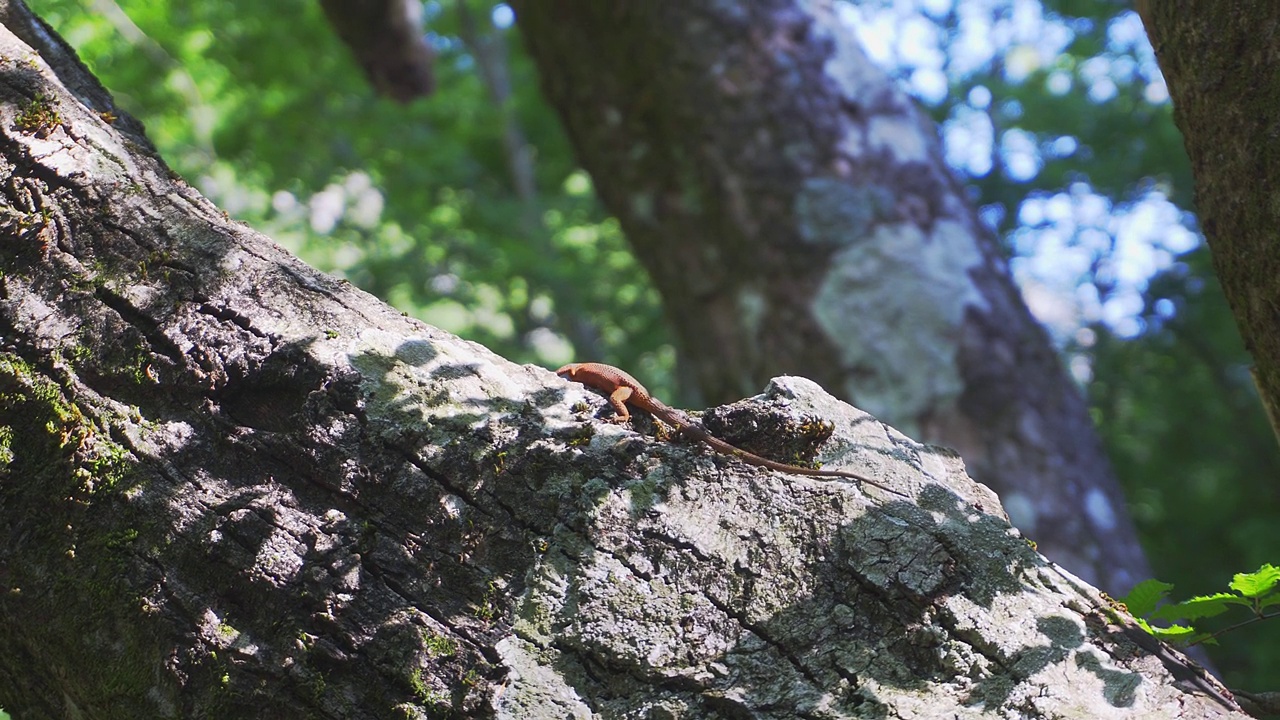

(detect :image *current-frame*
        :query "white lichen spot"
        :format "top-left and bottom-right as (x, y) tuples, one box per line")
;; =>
(737, 287), (766, 338)
(812, 220), (987, 428)
(837, 123), (865, 161)
(918, 449), (950, 485)
(1084, 488), (1117, 531)
(868, 116), (928, 163)
(338, 562), (362, 593)
(806, 0), (890, 103)
(253, 526), (305, 584)
(441, 493), (465, 520)
(494, 636), (595, 719)
(1001, 492), (1037, 536)
(218, 249), (245, 273)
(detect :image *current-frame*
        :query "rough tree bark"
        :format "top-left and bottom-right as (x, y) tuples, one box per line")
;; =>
(509, 0), (1151, 596)
(1137, 2), (1280, 448)
(0, 1), (1242, 717)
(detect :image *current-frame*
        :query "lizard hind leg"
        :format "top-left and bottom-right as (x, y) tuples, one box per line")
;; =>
(606, 386), (635, 423)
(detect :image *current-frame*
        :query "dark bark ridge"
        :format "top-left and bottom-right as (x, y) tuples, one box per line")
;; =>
(0, 4), (1241, 717)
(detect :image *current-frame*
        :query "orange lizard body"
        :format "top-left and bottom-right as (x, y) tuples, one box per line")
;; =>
(556, 362), (906, 497)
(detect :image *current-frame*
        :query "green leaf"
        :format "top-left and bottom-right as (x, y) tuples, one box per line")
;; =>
(1147, 623), (1198, 644)
(1229, 563), (1280, 599)
(1149, 592), (1242, 622)
(1118, 579), (1174, 617)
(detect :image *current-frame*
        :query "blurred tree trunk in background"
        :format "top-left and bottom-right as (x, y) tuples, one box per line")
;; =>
(511, 0), (1150, 593)
(1138, 2), (1280, 448)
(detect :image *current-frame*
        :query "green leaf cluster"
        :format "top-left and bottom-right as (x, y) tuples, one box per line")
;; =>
(1120, 565), (1280, 646)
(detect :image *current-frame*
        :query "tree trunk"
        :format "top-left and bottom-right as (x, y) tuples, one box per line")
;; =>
(318, 0), (435, 102)
(0, 1), (1240, 717)
(1137, 1), (1280, 447)
(509, 0), (1150, 595)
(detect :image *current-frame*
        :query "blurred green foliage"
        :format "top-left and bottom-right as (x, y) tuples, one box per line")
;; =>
(1092, 253), (1280, 684)
(893, 0), (1280, 689)
(36, 0), (671, 381)
(25, 0), (1280, 693)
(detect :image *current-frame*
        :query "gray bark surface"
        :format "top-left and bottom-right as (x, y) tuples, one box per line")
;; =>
(0, 1), (1240, 717)
(510, 0), (1150, 595)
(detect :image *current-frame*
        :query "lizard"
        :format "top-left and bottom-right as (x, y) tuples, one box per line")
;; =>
(556, 362), (908, 498)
